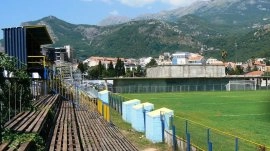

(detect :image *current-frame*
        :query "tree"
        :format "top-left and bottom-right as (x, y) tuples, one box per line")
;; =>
(251, 56), (255, 65)
(252, 66), (258, 71)
(88, 66), (99, 79)
(120, 61), (126, 76)
(115, 58), (125, 77)
(134, 65), (145, 77)
(146, 58), (158, 68)
(106, 61), (116, 77)
(264, 58), (270, 66)
(221, 50), (227, 62)
(77, 62), (88, 74)
(97, 61), (105, 78)
(0, 53), (31, 123)
(125, 69), (133, 77)
(246, 64), (252, 73)
(225, 66), (235, 75)
(234, 65), (244, 75)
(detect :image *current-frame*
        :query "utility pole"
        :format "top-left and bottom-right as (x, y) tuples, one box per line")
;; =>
(235, 42), (238, 63)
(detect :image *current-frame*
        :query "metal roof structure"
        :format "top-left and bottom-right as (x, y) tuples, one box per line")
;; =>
(2, 25), (53, 79)
(24, 25), (53, 45)
(2, 25), (53, 68)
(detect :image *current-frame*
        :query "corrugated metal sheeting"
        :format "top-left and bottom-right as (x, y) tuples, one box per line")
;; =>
(2, 25), (53, 69)
(3, 27), (27, 68)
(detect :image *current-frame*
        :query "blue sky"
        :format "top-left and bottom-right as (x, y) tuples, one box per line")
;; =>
(0, 0), (204, 39)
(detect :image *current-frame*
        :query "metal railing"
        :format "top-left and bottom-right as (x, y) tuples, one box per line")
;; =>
(112, 84), (270, 93)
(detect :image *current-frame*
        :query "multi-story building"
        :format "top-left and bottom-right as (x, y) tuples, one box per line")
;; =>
(139, 57), (153, 67)
(83, 56), (123, 68)
(171, 52), (205, 65)
(83, 56), (139, 71)
(206, 58), (224, 65)
(42, 45), (73, 64)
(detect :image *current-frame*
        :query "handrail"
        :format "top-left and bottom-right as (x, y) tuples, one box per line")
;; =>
(27, 56), (46, 67)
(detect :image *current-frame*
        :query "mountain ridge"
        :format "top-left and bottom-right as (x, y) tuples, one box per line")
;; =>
(2, 0), (270, 61)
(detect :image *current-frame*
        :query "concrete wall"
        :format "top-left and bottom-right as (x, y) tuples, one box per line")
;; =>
(146, 65), (225, 78)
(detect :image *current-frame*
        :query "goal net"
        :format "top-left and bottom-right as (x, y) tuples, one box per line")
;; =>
(226, 80), (256, 91)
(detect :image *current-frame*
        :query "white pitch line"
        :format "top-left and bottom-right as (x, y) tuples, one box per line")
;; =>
(216, 113), (270, 117)
(201, 101), (270, 105)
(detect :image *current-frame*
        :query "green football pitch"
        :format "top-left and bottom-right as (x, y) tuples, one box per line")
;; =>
(121, 90), (270, 150)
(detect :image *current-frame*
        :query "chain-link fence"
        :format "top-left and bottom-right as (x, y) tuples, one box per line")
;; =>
(174, 116), (269, 151)
(45, 79), (270, 151)
(112, 84), (270, 93)
(108, 93), (270, 151)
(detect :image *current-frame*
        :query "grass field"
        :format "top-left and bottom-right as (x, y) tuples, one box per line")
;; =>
(120, 90), (270, 150)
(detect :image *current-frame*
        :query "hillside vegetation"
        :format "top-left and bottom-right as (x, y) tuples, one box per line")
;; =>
(2, 0), (270, 61)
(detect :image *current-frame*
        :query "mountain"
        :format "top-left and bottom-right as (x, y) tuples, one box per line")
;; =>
(98, 15), (130, 26)
(22, 16), (203, 60)
(0, 39), (4, 52)
(141, 0), (270, 28)
(7, 0), (270, 61)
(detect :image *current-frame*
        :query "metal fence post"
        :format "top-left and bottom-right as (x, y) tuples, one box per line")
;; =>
(143, 107), (146, 132)
(208, 129), (212, 151)
(185, 120), (188, 134)
(172, 125), (177, 151)
(235, 138), (238, 151)
(207, 129), (210, 144)
(186, 133), (191, 151)
(120, 96), (123, 115)
(208, 142), (212, 151)
(160, 113), (165, 142)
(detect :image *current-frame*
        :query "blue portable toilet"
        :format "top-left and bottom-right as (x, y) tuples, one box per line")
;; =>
(145, 107), (174, 143)
(122, 99), (141, 123)
(131, 102), (154, 132)
(98, 90), (109, 104)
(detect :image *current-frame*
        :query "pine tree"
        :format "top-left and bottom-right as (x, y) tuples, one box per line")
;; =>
(97, 61), (105, 78)
(107, 61), (116, 77)
(115, 58), (122, 77)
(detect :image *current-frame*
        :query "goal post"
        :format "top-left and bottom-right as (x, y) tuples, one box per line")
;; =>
(226, 80), (256, 91)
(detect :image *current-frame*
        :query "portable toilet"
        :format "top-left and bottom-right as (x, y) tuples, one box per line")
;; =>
(131, 102), (154, 132)
(98, 90), (109, 104)
(122, 99), (141, 123)
(145, 107), (174, 143)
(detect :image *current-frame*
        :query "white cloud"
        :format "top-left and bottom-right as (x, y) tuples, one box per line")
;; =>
(161, 0), (201, 7)
(118, 0), (205, 7)
(110, 10), (119, 16)
(80, 0), (205, 7)
(118, 0), (156, 7)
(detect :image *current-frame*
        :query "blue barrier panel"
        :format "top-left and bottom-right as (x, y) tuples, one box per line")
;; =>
(122, 99), (140, 123)
(146, 108), (174, 143)
(131, 102), (154, 132)
(98, 90), (109, 104)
